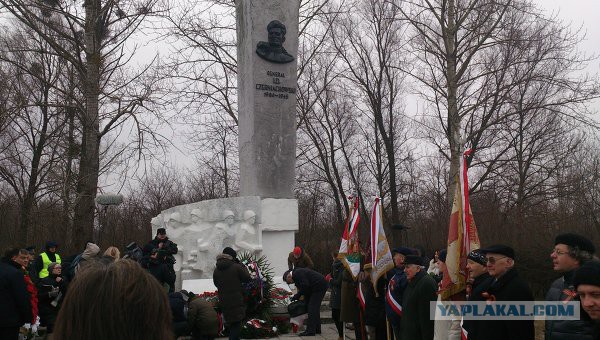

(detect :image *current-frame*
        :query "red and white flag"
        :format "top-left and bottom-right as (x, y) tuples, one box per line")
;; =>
(440, 149), (481, 300)
(338, 196), (362, 278)
(369, 197), (394, 292)
(357, 281), (366, 310)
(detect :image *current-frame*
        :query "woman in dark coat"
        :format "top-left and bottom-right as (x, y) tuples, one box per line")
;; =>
(212, 247), (251, 340)
(37, 262), (67, 333)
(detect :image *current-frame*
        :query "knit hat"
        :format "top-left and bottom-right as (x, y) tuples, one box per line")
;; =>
(573, 261), (600, 288)
(404, 255), (423, 266)
(48, 262), (60, 273)
(223, 247), (237, 259)
(283, 270), (292, 282)
(555, 233), (595, 254)
(157, 228), (166, 235)
(439, 249), (447, 263)
(479, 244), (515, 259)
(293, 246), (302, 256)
(46, 241), (58, 248)
(467, 249), (487, 266)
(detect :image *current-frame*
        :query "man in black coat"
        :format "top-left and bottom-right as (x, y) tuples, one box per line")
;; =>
(574, 260), (600, 322)
(462, 249), (491, 340)
(477, 245), (535, 340)
(140, 248), (176, 291)
(0, 249), (33, 340)
(400, 254), (437, 340)
(284, 267), (328, 336)
(145, 228), (178, 292)
(545, 233), (597, 340)
(213, 247), (251, 340)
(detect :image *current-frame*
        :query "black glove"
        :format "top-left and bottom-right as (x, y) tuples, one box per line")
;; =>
(291, 293), (300, 301)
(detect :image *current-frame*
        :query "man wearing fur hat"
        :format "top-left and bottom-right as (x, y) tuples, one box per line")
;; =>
(400, 254), (437, 340)
(478, 244), (534, 340)
(545, 233), (597, 340)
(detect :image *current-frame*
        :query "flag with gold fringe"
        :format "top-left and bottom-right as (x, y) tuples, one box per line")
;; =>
(440, 149), (481, 300)
(369, 197), (394, 293)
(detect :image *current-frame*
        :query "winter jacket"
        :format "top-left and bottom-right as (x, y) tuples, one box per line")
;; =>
(140, 256), (176, 289)
(0, 260), (33, 328)
(188, 297), (219, 337)
(287, 248), (314, 270)
(462, 272), (491, 339)
(340, 267), (361, 322)
(145, 237), (178, 264)
(37, 274), (67, 328)
(168, 292), (188, 323)
(213, 254), (251, 324)
(545, 270), (599, 340)
(473, 268), (535, 340)
(360, 274), (386, 327)
(400, 270), (437, 340)
(330, 259), (344, 309)
(291, 267), (327, 301)
(385, 267), (408, 327)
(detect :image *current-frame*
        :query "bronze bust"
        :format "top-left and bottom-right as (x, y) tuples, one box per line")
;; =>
(256, 20), (294, 64)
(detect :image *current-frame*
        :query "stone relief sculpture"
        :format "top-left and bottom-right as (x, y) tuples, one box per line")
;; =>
(256, 20), (294, 64)
(235, 210), (262, 252)
(196, 209), (237, 271)
(152, 196), (300, 289)
(181, 209), (211, 279)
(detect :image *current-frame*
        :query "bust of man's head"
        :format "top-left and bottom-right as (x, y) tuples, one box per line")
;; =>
(267, 20), (286, 47)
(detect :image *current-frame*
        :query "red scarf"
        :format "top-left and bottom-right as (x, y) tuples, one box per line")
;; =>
(23, 271), (38, 323)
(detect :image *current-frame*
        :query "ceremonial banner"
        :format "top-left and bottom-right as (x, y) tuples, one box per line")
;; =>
(440, 149), (481, 300)
(338, 196), (361, 278)
(369, 197), (394, 292)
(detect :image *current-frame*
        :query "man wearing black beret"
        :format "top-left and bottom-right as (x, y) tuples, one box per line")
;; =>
(476, 244), (535, 340)
(545, 233), (597, 339)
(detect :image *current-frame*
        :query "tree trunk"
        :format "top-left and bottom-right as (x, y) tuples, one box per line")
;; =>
(73, 0), (101, 249)
(445, 0), (461, 206)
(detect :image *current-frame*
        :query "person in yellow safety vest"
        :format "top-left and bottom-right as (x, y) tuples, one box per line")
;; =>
(34, 241), (61, 280)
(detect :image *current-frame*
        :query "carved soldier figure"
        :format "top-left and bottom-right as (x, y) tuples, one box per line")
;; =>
(256, 20), (294, 64)
(235, 210), (262, 253)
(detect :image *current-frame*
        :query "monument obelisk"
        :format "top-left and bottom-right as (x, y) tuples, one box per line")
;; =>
(237, 0), (300, 198)
(236, 0), (300, 278)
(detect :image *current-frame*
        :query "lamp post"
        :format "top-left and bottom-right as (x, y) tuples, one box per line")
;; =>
(95, 193), (124, 244)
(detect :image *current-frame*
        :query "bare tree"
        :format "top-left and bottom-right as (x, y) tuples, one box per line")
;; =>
(328, 0), (409, 225)
(0, 0), (167, 247)
(396, 0), (599, 204)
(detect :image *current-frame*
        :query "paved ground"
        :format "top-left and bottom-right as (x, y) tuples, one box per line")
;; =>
(212, 323), (352, 340)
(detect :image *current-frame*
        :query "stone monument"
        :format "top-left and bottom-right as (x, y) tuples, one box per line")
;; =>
(153, 0), (301, 291)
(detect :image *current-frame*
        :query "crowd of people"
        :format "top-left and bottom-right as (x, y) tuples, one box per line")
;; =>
(283, 232), (600, 340)
(0, 227), (185, 340)
(2, 230), (600, 340)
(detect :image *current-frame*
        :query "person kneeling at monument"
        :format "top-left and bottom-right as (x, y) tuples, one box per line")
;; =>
(283, 267), (327, 336)
(52, 259), (174, 340)
(188, 292), (220, 340)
